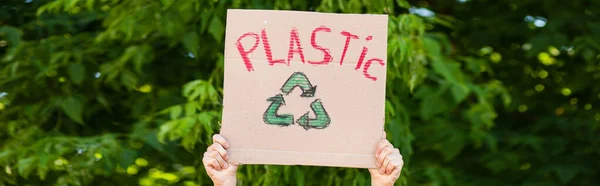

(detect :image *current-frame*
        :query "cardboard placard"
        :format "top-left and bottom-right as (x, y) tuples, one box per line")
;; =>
(221, 9), (388, 168)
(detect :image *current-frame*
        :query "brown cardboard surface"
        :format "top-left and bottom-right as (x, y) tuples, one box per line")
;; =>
(220, 9), (388, 168)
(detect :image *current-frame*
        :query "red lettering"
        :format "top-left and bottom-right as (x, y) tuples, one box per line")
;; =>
(261, 29), (286, 65)
(363, 58), (385, 81)
(236, 32), (260, 72)
(356, 47), (368, 70)
(308, 26), (332, 65)
(241, 28), (382, 80)
(355, 36), (373, 70)
(339, 31), (359, 65)
(287, 27), (305, 64)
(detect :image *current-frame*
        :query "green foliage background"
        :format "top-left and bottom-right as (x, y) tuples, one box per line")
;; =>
(1, 0), (599, 185)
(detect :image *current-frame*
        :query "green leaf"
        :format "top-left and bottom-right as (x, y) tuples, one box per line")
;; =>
(208, 16), (224, 44)
(420, 87), (452, 119)
(198, 112), (214, 132)
(407, 55), (426, 92)
(68, 63), (85, 85)
(170, 105), (182, 120)
(431, 59), (462, 83)
(182, 32), (200, 58)
(158, 121), (177, 143)
(0, 150), (14, 161)
(466, 103), (497, 128)
(450, 83), (470, 103)
(59, 96), (84, 124)
(396, 0), (410, 8)
(118, 148), (137, 169)
(86, 0), (95, 11)
(295, 166), (305, 186)
(143, 130), (178, 161)
(17, 157), (37, 179)
(133, 45), (152, 73)
(37, 166), (48, 180)
(65, 0), (80, 10)
(439, 132), (466, 161)
(0, 26), (23, 49)
(385, 99), (396, 117)
(199, 11), (212, 34)
(160, 0), (174, 9)
(180, 117), (197, 151)
(482, 152), (519, 173)
(423, 37), (441, 57)
(119, 70), (138, 88)
(96, 94), (111, 110)
(184, 102), (196, 116)
(554, 165), (582, 184)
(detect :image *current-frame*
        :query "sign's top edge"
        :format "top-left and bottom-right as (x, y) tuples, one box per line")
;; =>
(226, 9), (389, 17)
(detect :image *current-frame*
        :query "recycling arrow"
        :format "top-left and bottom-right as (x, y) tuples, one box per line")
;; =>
(280, 72), (317, 97)
(296, 99), (331, 130)
(263, 94), (294, 126)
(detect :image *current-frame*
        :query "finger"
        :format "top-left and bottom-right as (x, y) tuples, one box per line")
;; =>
(388, 155), (404, 175)
(377, 147), (396, 168)
(380, 153), (393, 174)
(210, 151), (229, 169)
(376, 139), (392, 158)
(382, 131), (387, 139)
(202, 152), (222, 171)
(212, 134), (230, 149)
(385, 154), (401, 175)
(376, 147), (389, 167)
(209, 143), (229, 160)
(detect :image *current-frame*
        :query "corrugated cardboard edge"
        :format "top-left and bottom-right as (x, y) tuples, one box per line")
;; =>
(228, 149), (377, 168)
(226, 9), (390, 17)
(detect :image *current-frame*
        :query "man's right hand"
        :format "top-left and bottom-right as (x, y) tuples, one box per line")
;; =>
(202, 134), (239, 186)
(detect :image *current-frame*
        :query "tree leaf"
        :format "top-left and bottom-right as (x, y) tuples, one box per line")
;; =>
(0, 26), (23, 49)
(420, 87), (452, 119)
(86, 0), (95, 11)
(396, 0), (410, 8)
(158, 120), (177, 143)
(119, 70), (137, 88)
(554, 165), (582, 184)
(423, 36), (441, 57)
(208, 16), (224, 44)
(170, 105), (182, 120)
(59, 96), (84, 124)
(118, 148), (137, 169)
(482, 152), (519, 173)
(160, 0), (174, 9)
(295, 166), (305, 186)
(431, 59), (461, 83)
(17, 157), (37, 179)
(182, 32), (199, 58)
(96, 94), (111, 111)
(68, 63), (85, 85)
(450, 83), (470, 103)
(184, 102), (196, 116)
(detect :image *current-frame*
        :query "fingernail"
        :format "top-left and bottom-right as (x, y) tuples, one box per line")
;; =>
(225, 155), (229, 160)
(379, 169), (383, 174)
(224, 163), (229, 169)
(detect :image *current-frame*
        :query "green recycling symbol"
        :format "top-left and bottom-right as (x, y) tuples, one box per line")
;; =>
(263, 72), (331, 130)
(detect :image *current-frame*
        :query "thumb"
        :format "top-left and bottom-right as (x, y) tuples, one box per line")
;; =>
(382, 131), (387, 139)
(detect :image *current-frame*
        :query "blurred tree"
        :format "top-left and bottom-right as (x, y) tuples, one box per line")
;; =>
(0, 0), (597, 186)
(415, 0), (600, 185)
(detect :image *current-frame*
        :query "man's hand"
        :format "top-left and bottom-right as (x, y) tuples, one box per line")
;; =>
(202, 134), (239, 186)
(369, 133), (404, 186)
